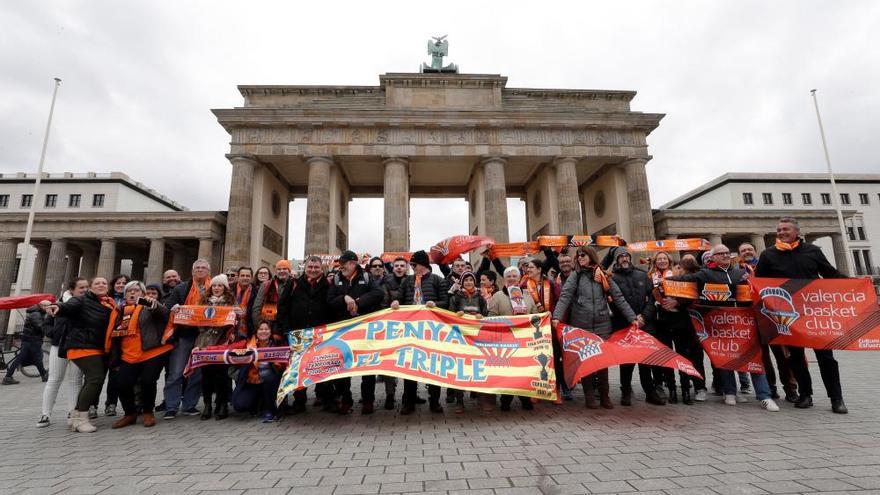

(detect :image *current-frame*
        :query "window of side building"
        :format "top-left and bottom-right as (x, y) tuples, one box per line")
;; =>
(21, 194), (32, 208)
(69, 194), (81, 207)
(782, 193), (792, 205)
(762, 192), (773, 205)
(821, 193), (831, 205)
(859, 193), (869, 205)
(45, 194), (57, 208)
(0, 194), (8, 208)
(841, 193), (850, 205)
(92, 193), (105, 207)
(742, 192), (753, 205)
(802, 192), (812, 205)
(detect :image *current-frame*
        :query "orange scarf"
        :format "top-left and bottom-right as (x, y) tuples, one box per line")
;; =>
(100, 295), (120, 352)
(413, 274), (424, 304)
(185, 279), (211, 306)
(480, 285), (495, 302)
(524, 277), (553, 313)
(775, 239), (800, 251)
(462, 287), (476, 298)
(235, 283), (252, 306)
(593, 267), (611, 292)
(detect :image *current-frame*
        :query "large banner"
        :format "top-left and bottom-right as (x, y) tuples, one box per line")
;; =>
(277, 306), (557, 403)
(560, 324), (702, 388)
(751, 277), (880, 350)
(0, 293), (55, 310)
(687, 305), (764, 373)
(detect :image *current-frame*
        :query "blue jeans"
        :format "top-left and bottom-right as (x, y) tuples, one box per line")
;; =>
(721, 370), (770, 400)
(163, 333), (202, 412)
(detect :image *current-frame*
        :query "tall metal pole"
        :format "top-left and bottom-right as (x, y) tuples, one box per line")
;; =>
(13, 78), (61, 296)
(810, 88), (854, 275)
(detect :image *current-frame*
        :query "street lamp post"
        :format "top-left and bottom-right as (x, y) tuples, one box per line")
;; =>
(810, 88), (854, 276)
(13, 78), (62, 296)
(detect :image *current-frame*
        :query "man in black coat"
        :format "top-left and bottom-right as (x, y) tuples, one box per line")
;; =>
(609, 248), (663, 406)
(276, 255), (332, 413)
(390, 250), (449, 414)
(2, 304), (49, 384)
(326, 250), (384, 414)
(756, 217), (848, 414)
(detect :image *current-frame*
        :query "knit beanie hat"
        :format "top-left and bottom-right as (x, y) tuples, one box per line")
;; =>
(410, 250), (431, 269)
(210, 274), (230, 289)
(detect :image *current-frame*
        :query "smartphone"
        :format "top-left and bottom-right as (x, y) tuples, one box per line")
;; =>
(137, 297), (151, 306)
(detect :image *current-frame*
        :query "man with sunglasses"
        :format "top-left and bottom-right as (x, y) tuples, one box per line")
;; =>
(367, 256), (400, 410)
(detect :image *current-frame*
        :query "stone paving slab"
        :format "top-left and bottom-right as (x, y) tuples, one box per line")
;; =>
(1, 352), (879, 494)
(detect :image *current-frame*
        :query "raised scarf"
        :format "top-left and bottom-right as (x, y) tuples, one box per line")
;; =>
(775, 239), (801, 251)
(525, 277), (552, 313)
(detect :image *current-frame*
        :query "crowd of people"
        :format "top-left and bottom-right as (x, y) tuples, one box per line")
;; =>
(3, 216), (850, 433)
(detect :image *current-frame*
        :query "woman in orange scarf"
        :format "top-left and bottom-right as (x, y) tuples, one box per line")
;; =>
(106, 281), (172, 428)
(520, 258), (566, 400)
(194, 274), (238, 420)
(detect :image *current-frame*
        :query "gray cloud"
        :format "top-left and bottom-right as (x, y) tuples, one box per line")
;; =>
(2, 1), (877, 258)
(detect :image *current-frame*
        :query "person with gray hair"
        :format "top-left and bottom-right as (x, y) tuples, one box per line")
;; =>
(756, 216), (848, 414)
(105, 280), (171, 428)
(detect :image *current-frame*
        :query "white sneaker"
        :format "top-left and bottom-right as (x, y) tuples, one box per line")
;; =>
(36, 415), (50, 428)
(736, 395), (749, 403)
(724, 395), (737, 406)
(761, 399), (780, 412)
(695, 390), (707, 402)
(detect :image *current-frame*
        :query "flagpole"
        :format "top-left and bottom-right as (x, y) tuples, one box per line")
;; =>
(810, 89), (854, 276)
(13, 78), (62, 296)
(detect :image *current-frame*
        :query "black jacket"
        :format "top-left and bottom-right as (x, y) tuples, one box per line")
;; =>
(327, 267), (384, 323)
(21, 305), (47, 343)
(57, 291), (114, 352)
(395, 272), (449, 308)
(670, 264), (749, 307)
(756, 239), (845, 279)
(381, 274), (406, 309)
(610, 266), (655, 331)
(449, 290), (488, 316)
(276, 274), (331, 333)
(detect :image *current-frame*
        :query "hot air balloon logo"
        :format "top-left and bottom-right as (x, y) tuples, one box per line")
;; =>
(759, 287), (799, 336)
(561, 325), (603, 362)
(473, 321), (520, 367)
(688, 309), (709, 342)
(701, 283), (732, 302)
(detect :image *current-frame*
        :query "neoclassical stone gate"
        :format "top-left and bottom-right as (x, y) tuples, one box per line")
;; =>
(213, 73), (664, 268)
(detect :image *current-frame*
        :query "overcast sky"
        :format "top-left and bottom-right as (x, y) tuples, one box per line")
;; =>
(2, 1), (878, 259)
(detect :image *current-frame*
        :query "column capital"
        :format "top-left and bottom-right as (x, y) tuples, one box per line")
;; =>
(551, 156), (579, 167)
(620, 156), (651, 167)
(479, 155), (508, 167)
(225, 153), (259, 166)
(382, 155), (410, 166)
(305, 155), (335, 166)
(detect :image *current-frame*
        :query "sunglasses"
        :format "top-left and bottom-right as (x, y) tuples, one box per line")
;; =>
(370, 264), (383, 269)
(576, 252), (588, 258)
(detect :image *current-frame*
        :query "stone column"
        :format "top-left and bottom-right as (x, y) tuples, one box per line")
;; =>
(304, 156), (333, 255)
(553, 156), (582, 234)
(43, 239), (68, 297)
(481, 156), (510, 243)
(383, 156), (410, 252)
(222, 154), (257, 269)
(96, 239), (117, 281)
(708, 234), (723, 248)
(146, 238), (165, 284)
(79, 245), (98, 279)
(171, 243), (188, 275)
(749, 233), (767, 254)
(621, 158), (655, 241)
(198, 238), (214, 268)
(830, 233), (851, 276)
(63, 250), (82, 288)
(131, 255), (146, 282)
(0, 240), (19, 333)
(30, 244), (49, 293)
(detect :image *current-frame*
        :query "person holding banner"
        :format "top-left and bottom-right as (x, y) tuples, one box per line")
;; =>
(252, 260), (292, 337)
(608, 247), (665, 406)
(223, 321), (285, 423)
(276, 255), (332, 414)
(448, 272), (488, 413)
(163, 259), (212, 420)
(488, 266), (538, 411)
(191, 274), (239, 420)
(391, 250), (450, 414)
(327, 250), (385, 415)
(756, 216), (848, 414)
(106, 281), (172, 429)
(553, 246), (639, 409)
(45, 277), (115, 433)
(672, 245), (780, 411)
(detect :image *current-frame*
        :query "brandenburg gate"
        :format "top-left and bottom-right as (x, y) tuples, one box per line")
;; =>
(214, 69), (664, 268)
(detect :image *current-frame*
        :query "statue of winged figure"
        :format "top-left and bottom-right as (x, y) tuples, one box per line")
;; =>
(420, 35), (458, 73)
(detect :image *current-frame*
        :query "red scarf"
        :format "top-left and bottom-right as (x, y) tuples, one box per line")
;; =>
(775, 239), (801, 251)
(524, 277), (553, 313)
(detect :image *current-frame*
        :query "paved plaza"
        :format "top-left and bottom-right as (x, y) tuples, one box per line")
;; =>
(1, 352), (879, 495)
